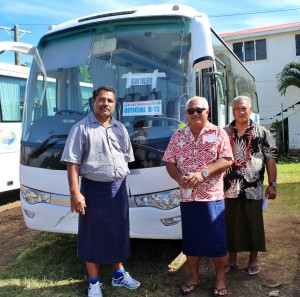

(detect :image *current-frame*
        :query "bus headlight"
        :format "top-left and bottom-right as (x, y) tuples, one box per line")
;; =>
(20, 185), (51, 204)
(134, 189), (180, 209)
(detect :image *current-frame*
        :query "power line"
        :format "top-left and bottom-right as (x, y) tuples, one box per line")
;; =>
(1, 6), (300, 22)
(1, 23), (48, 28)
(209, 6), (300, 18)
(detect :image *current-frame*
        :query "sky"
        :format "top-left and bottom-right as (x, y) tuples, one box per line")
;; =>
(1, 0), (300, 64)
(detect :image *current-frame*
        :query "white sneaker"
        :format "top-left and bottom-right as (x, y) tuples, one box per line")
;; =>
(88, 281), (103, 297)
(111, 271), (141, 290)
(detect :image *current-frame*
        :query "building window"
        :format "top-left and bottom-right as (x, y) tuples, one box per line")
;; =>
(296, 34), (300, 56)
(255, 39), (267, 60)
(245, 41), (255, 61)
(233, 39), (267, 62)
(233, 42), (243, 61)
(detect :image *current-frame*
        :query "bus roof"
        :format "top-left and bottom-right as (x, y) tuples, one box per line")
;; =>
(0, 62), (29, 79)
(46, 4), (201, 35)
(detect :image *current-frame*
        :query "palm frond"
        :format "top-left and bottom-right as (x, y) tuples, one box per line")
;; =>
(277, 62), (300, 95)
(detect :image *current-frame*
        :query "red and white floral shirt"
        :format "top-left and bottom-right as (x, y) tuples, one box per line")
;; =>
(163, 122), (233, 202)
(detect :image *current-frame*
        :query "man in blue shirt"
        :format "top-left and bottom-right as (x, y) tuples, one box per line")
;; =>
(61, 86), (140, 297)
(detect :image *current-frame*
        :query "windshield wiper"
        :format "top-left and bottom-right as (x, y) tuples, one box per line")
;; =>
(30, 136), (165, 159)
(29, 134), (68, 158)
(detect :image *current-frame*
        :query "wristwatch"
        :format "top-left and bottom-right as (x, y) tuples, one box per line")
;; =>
(201, 170), (209, 180)
(268, 182), (277, 188)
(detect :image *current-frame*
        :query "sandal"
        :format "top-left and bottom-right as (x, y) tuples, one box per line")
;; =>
(247, 265), (260, 275)
(179, 282), (200, 295)
(214, 287), (228, 296)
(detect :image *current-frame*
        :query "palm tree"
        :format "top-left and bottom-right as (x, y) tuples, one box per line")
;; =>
(277, 61), (300, 95)
(276, 62), (300, 155)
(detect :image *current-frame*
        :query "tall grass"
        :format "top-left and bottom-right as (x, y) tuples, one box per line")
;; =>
(0, 163), (299, 296)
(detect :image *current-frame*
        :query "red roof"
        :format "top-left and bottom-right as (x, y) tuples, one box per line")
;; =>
(220, 22), (300, 38)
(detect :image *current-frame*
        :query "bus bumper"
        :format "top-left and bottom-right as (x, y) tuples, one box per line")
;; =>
(20, 194), (182, 239)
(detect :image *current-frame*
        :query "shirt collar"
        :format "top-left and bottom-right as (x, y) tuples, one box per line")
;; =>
(182, 122), (212, 136)
(89, 112), (116, 127)
(229, 119), (256, 129)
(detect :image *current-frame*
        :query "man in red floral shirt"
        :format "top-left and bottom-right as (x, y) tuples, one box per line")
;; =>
(163, 96), (233, 296)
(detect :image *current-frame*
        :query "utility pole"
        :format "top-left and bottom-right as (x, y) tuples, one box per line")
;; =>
(281, 103), (285, 154)
(0, 25), (31, 65)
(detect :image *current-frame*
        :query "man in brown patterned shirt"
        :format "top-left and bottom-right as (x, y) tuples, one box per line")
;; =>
(224, 95), (278, 275)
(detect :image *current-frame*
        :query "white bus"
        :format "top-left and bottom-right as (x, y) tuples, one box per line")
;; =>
(0, 62), (29, 192)
(1, 4), (259, 238)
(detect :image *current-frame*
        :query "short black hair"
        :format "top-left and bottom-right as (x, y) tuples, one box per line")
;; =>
(93, 86), (117, 100)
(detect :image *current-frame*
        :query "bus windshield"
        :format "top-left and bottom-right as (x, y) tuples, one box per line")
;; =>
(22, 17), (193, 170)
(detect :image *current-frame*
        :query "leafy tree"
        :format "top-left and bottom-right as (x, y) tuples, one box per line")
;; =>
(276, 62), (300, 154)
(277, 61), (300, 95)
(79, 65), (91, 83)
(20, 61), (30, 67)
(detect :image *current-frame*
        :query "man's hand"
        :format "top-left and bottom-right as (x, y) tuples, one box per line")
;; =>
(265, 186), (276, 200)
(70, 193), (86, 214)
(179, 172), (205, 189)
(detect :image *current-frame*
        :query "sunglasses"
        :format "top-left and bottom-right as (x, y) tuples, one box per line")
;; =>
(186, 107), (206, 115)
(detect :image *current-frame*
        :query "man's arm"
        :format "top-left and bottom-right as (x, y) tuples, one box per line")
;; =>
(165, 162), (190, 189)
(265, 158), (277, 200)
(67, 162), (86, 214)
(165, 157), (233, 189)
(189, 157), (233, 187)
(204, 157), (233, 178)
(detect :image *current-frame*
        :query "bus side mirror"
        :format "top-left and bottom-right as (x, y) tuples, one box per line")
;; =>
(191, 14), (215, 71)
(0, 41), (36, 56)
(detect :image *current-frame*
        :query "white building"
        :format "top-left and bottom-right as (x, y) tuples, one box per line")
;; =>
(220, 22), (300, 152)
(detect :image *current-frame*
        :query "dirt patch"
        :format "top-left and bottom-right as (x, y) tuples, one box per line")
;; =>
(0, 198), (300, 296)
(225, 215), (300, 296)
(0, 201), (34, 266)
(177, 214), (300, 296)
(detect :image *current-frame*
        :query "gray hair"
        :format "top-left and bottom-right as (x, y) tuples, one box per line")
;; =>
(233, 96), (252, 107)
(186, 96), (209, 110)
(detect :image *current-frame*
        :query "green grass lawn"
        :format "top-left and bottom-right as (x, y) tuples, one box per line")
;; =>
(266, 163), (300, 216)
(0, 232), (183, 297)
(0, 162), (299, 297)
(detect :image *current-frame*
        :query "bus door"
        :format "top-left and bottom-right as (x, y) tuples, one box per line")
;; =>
(198, 59), (227, 127)
(215, 59), (227, 127)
